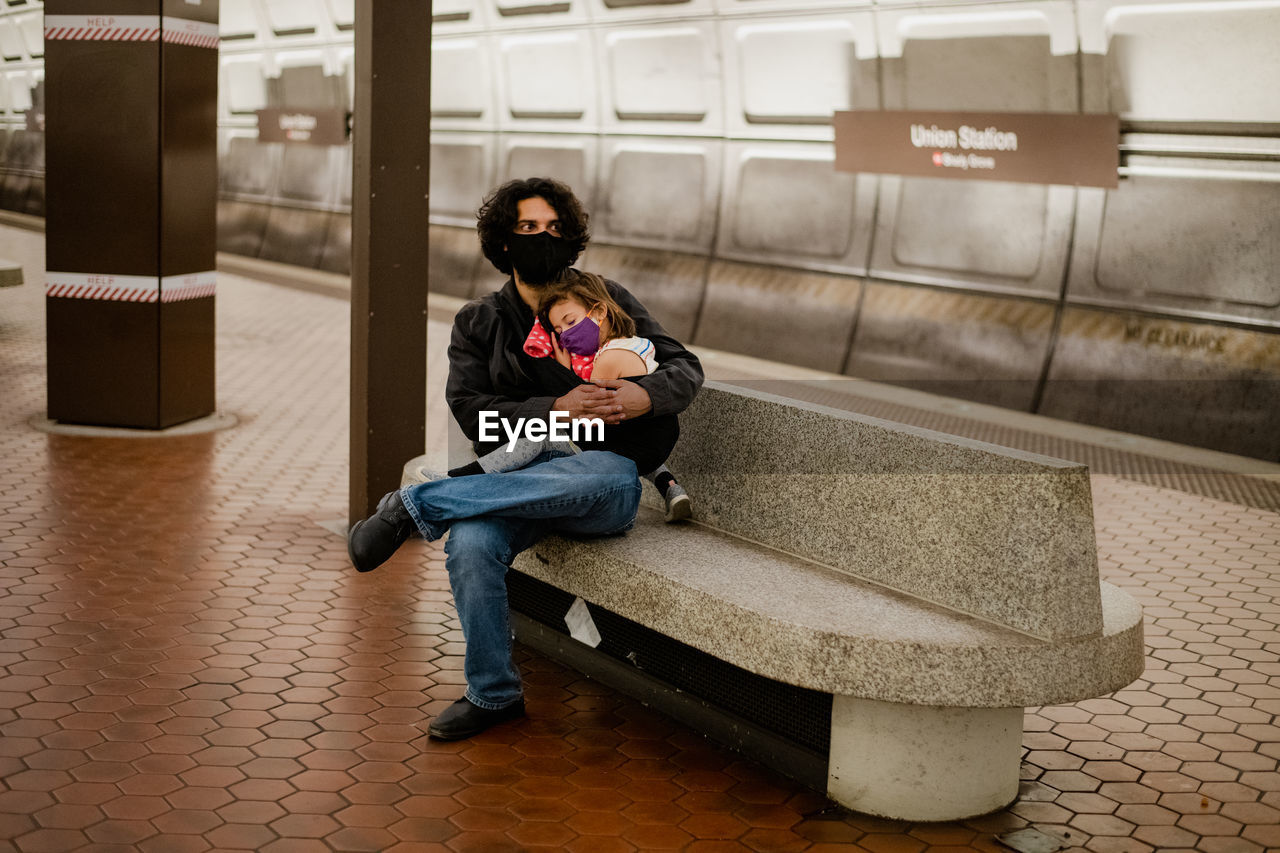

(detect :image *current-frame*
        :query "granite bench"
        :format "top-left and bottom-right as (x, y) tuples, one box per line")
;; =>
(404, 382), (1145, 822)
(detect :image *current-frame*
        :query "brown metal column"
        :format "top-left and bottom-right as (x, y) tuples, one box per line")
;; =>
(349, 1), (430, 521)
(44, 1), (218, 428)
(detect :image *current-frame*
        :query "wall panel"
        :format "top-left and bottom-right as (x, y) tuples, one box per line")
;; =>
(870, 2), (1077, 297)
(585, 244), (708, 342)
(722, 14), (877, 142)
(319, 144), (352, 274)
(589, 0), (713, 24)
(259, 144), (339, 267)
(221, 56), (269, 116)
(263, 0), (324, 37)
(434, 0), (489, 34)
(1040, 308), (1280, 460)
(277, 59), (341, 109)
(217, 131), (279, 258)
(714, 0), (867, 14)
(0, 126), (29, 210)
(695, 261), (862, 373)
(220, 0), (262, 42)
(498, 31), (598, 132)
(596, 137), (719, 253)
(14, 10), (37, 57)
(430, 133), (497, 227)
(22, 127), (40, 214)
(845, 283), (1055, 410)
(275, 143), (339, 205)
(1071, 0), (1280, 332)
(488, 0), (588, 29)
(718, 141), (874, 274)
(498, 133), (596, 212)
(0, 18), (23, 60)
(1080, 0), (1280, 126)
(433, 37), (495, 130)
(326, 0), (354, 31)
(337, 47), (353, 110)
(431, 224), (488, 299)
(1068, 157), (1280, 327)
(599, 22), (721, 137)
(6, 68), (29, 112)
(219, 132), (279, 198)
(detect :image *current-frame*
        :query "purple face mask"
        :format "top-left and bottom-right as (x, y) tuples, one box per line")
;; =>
(557, 315), (601, 356)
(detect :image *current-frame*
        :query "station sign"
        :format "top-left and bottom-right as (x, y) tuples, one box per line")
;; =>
(256, 108), (349, 146)
(834, 110), (1119, 188)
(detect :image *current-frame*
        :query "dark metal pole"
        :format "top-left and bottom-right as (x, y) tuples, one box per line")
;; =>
(350, 0), (430, 522)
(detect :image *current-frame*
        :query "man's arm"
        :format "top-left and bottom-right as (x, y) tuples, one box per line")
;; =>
(445, 301), (557, 442)
(607, 281), (704, 417)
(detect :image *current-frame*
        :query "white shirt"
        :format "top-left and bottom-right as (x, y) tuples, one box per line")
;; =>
(597, 336), (658, 375)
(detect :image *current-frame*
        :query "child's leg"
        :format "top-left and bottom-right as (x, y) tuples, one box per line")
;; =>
(450, 436), (546, 477)
(643, 464), (677, 496)
(483, 436), (554, 473)
(449, 434), (578, 477)
(642, 464), (691, 523)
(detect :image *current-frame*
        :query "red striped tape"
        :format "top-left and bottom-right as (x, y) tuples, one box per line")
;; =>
(44, 27), (160, 41)
(46, 272), (216, 303)
(163, 29), (220, 50)
(44, 16), (219, 50)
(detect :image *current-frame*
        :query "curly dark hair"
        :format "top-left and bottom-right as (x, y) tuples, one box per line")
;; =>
(476, 177), (590, 275)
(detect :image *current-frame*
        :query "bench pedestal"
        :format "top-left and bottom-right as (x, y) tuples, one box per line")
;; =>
(829, 696), (1022, 821)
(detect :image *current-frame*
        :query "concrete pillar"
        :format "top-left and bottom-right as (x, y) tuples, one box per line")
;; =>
(44, 1), (219, 428)
(828, 696), (1023, 821)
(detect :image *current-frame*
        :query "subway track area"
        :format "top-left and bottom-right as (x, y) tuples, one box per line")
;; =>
(1, 227), (1279, 852)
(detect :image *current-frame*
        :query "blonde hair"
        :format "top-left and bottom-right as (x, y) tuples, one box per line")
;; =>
(537, 270), (636, 341)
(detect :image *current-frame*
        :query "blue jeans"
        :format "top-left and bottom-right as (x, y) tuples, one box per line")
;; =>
(399, 450), (641, 710)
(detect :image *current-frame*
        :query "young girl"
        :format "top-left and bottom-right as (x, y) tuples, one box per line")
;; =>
(448, 270), (691, 522)
(542, 271), (656, 381)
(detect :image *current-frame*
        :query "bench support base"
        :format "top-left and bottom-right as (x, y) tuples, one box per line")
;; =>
(511, 611), (828, 789)
(828, 696), (1021, 821)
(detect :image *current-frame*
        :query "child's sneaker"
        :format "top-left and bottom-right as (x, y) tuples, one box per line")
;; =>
(662, 483), (692, 523)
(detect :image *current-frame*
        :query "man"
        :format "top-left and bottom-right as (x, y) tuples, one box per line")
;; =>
(348, 177), (703, 740)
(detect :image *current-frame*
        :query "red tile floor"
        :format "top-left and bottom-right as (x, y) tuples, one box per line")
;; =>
(2, 228), (1279, 852)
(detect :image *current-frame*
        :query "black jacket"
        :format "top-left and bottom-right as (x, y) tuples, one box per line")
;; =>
(445, 277), (704, 474)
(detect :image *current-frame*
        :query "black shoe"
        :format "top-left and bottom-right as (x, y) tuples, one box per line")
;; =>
(427, 697), (525, 741)
(347, 490), (415, 573)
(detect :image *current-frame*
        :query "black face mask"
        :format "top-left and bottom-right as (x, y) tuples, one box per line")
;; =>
(506, 232), (577, 286)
